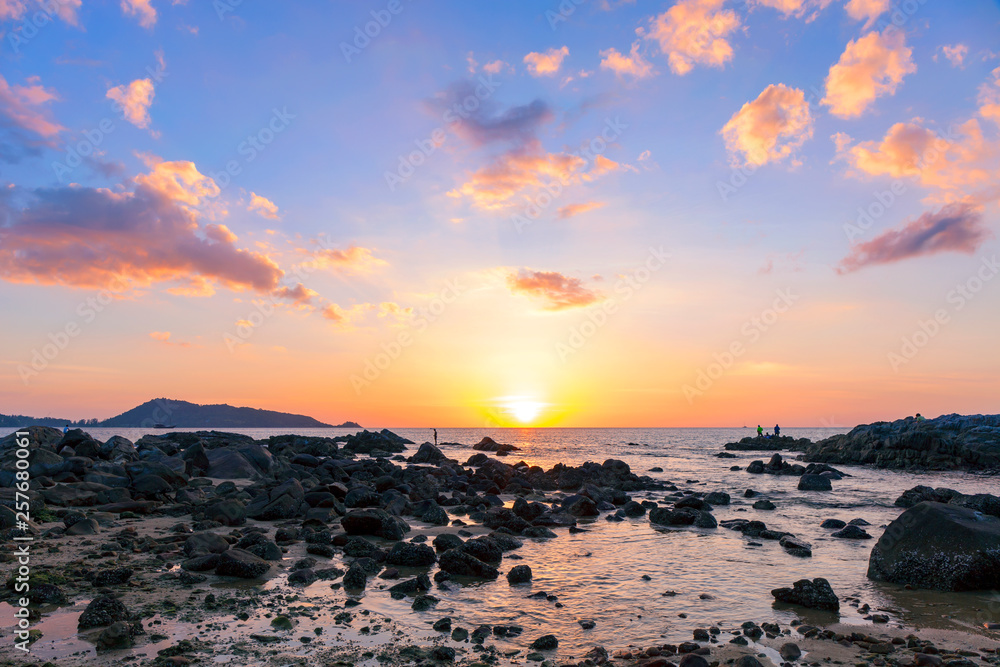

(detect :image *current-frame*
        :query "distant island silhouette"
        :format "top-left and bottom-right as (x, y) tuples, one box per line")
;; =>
(0, 398), (359, 429)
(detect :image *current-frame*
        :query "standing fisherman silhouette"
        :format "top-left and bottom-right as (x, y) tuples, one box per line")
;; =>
(757, 425), (763, 438)
(433, 429), (438, 446)
(774, 424), (781, 437)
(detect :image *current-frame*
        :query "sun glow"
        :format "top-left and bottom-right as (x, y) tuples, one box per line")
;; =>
(490, 396), (548, 426)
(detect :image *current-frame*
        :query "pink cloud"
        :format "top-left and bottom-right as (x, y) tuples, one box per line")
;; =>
(836, 204), (992, 273)
(558, 201), (607, 219)
(523, 46), (570, 77)
(106, 78), (156, 129)
(507, 270), (601, 310)
(0, 160), (283, 295)
(0, 74), (63, 139)
(248, 192), (280, 220)
(643, 0), (740, 76)
(822, 29), (916, 119)
(600, 42), (655, 79)
(721, 83), (814, 166)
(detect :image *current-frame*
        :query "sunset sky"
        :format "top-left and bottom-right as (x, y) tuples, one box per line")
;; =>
(1, 0), (999, 427)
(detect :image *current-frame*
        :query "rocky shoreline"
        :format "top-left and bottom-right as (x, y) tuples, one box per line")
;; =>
(0, 424), (998, 667)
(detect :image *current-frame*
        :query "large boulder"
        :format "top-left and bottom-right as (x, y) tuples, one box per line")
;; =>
(214, 549), (271, 578)
(801, 414), (1000, 471)
(411, 442), (447, 464)
(437, 549), (499, 579)
(341, 508), (410, 541)
(797, 474), (832, 491)
(867, 502), (1000, 591)
(771, 578), (839, 611)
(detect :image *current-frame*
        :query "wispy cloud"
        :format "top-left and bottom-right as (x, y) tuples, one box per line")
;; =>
(836, 204), (992, 273)
(507, 269), (601, 310)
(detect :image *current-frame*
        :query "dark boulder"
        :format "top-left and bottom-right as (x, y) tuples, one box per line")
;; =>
(831, 525), (872, 539)
(867, 501), (1000, 591)
(797, 474), (832, 491)
(341, 508), (409, 541)
(214, 549), (271, 578)
(771, 577), (839, 611)
(386, 542), (437, 567)
(438, 549), (499, 579)
(78, 595), (130, 628)
(506, 565), (532, 584)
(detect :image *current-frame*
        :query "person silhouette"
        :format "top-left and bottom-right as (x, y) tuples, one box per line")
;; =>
(774, 424), (781, 437)
(433, 429), (438, 446)
(757, 425), (763, 438)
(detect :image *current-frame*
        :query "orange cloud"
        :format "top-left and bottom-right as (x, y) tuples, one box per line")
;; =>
(836, 204), (991, 273)
(600, 42), (655, 79)
(447, 145), (587, 210)
(843, 0), (890, 27)
(643, 0), (740, 76)
(248, 192), (280, 219)
(557, 202), (606, 219)
(106, 78), (155, 129)
(273, 283), (319, 305)
(134, 155), (220, 207)
(121, 0), (156, 28)
(149, 331), (171, 342)
(523, 46), (570, 77)
(0, 74), (63, 138)
(721, 83), (813, 166)
(835, 119), (999, 204)
(310, 245), (387, 273)
(979, 67), (1000, 126)
(0, 160), (283, 295)
(507, 270), (601, 310)
(822, 29), (916, 119)
(483, 60), (511, 75)
(322, 303), (376, 326)
(941, 44), (969, 68)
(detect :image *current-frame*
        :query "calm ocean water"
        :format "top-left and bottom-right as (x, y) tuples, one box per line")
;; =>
(7, 425), (999, 660)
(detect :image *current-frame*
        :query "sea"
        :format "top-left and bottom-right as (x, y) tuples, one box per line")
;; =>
(4, 425), (999, 662)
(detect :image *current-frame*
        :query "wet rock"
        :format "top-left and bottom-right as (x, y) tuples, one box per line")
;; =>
(868, 501), (1000, 591)
(214, 549), (271, 579)
(735, 656), (764, 667)
(66, 518), (101, 535)
(623, 500), (646, 517)
(32, 583), (68, 605)
(181, 554), (220, 571)
(771, 577), (839, 611)
(705, 492), (731, 505)
(411, 594), (439, 611)
(411, 442), (447, 464)
(342, 562), (368, 590)
(747, 461), (765, 474)
(343, 537), (384, 560)
(389, 574), (431, 600)
(96, 621), (136, 650)
(437, 548), (499, 579)
(507, 565), (532, 584)
(460, 536), (502, 564)
(78, 595), (130, 629)
(288, 568), (317, 585)
(832, 525), (872, 539)
(386, 541), (437, 567)
(204, 499), (246, 526)
(821, 519), (846, 529)
(779, 536), (813, 558)
(780, 643), (802, 661)
(753, 500), (776, 510)
(340, 508), (409, 541)
(91, 567), (133, 587)
(433, 617), (452, 632)
(563, 495), (600, 517)
(183, 532), (230, 557)
(178, 571), (207, 585)
(433, 533), (464, 552)
(798, 474), (833, 491)
(530, 634), (558, 650)
(679, 654), (710, 667)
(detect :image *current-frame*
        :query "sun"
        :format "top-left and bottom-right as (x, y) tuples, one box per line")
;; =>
(509, 400), (543, 424)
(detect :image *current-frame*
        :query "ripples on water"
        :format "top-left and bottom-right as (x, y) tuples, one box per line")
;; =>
(6, 426), (999, 659)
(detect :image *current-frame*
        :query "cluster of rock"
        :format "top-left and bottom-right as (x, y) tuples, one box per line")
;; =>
(743, 454), (848, 491)
(800, 413), (1000, 471)
(723, 435), (812, 451)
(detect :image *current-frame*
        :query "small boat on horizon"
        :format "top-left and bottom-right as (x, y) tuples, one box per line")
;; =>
(152, 423), (177, 429)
